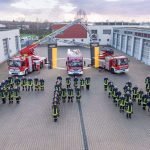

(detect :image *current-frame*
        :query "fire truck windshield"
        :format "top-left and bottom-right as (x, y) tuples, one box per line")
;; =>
(68, 61), (83, 67)
(9, 60), (22, 67)
(117, 58), (128, 66)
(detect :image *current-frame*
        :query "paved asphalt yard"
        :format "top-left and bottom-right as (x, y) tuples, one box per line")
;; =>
(0, 46), (150, 150)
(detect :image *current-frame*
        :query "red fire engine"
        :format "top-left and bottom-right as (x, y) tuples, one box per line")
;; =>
(99, 49), (129, 74)
(8, 44), (47, 76)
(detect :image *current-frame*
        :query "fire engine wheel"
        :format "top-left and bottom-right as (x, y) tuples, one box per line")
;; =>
(25, 70), (28, 76)
(40, 63), (43, 69)
(111, 68), (114, 74)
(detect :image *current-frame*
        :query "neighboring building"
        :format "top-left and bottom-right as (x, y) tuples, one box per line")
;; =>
(112, 27), (150, 65)
(0, 29), (21, 63)
(51, 24), (88, 46)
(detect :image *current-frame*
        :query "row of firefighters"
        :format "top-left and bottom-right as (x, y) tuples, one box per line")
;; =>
(0, 76), (45, 104)
(104, 77), (150, 119)
(52, 76), (91, 122)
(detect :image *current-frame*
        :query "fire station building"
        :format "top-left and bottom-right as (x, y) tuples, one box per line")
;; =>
(112, 27), (150, 65)
(0, 29), (21, 63)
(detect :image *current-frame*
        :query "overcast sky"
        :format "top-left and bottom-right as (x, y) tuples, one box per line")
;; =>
(0, 0), (150, 22)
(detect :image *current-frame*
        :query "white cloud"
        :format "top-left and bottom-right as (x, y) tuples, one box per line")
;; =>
(11, 0), (59, 9)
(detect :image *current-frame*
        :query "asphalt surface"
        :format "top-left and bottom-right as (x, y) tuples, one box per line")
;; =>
(0, 46), (150, 150)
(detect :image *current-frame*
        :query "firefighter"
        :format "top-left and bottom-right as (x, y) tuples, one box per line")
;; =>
(142, 94), (148, 110)
(124, 91), (131, 110)
(39, 79), (45, 91)
(14, 77), (21, 91)
(80, 78), (85, 89)
(112, 86), (118, 103)
(66, 77), (71, 89)
(123, 84), (128, 94)
(57, 76), (62, 82)
(70, 88), (74, 102)
(13, 87), (21, 104)
(85, 77), (90, 90)
(109, 82), (114, 98)
(108, 82), (112, 98)
(146, 82), (150, 96)
(34, 77), (39, 91)
(126, 81), (132, 89)
(53, 90), (60, 104)
(52, 102), (59, 122)
(116, 90), (121, 107)
(8, 76), (14, 88)
(0, 88), (6, 104)
(8, 88), (14, 104)
(21, 77), (27, 91)
(28, 77), (33, 91)
(76, 87), (81, 102)
(61, 87), (67, 103)
(132, 86), (138, 102)
(119, 96), (125, 113)
(74, 76), (78, 90)
(145, 76), (150, 85)
(137, 90), (144, 105)
(126, 100), (133, 119)
(104, 77), (109, 91)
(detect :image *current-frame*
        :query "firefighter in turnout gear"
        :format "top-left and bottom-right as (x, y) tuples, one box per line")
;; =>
(85, 77), (90, 90)
(137, 90), (143, 105)
(76, 87), (81, 102)
(142, 94), (148, 110)
(61, 88), (67, 103)
(28, 77), (33, 91)
(14, 77), (21, 91)
(52, 102), (59, 122)
(108, 82), (112, 98)
(34, 77), (39, 91)
(66, 77), (71, 89)
(124, 91), (131, 110)
(74, 77), (78, 90)
(116, 91), (121, 107)
(126, 100), (133, 119)
(8, 88), (14, 104)
(22, 77), (27, 91)
(146, 82), (150, 96)
(8, 76), (14, 88)
(0, 88), (6, 104)
(145, 76), (150, 85)
(132, 86), (138, 102)
(13, 88), (21, 104)
(119, 96), (126, 113)
(39, 79), (45, 91)
(104, 77), (109, 91)
(80, 78), (84, 89)
(112, 87), (118, 103)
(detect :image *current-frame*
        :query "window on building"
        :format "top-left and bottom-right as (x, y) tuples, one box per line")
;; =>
(99, 39), (101, 41)
(3, 38), (9, 55)
(103, 29), (111, 34)
(15, 36), (19, 51)
(91, 30), (98, 40)
(107, 39), (109, 42)
(81, 39), (84, 42)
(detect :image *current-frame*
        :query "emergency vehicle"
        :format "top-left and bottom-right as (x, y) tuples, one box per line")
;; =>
(8, 44), (46, 76)
(66, 49), (83, 75)
(99, 49), (129, 73)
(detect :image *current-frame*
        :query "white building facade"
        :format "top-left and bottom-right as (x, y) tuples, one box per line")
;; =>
(0, 29), (21, 63)
(112, 27), (150, 65)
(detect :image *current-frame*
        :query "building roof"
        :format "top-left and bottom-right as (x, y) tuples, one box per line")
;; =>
(51, 24), (87, 38)
(113, 27), (150, 33)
